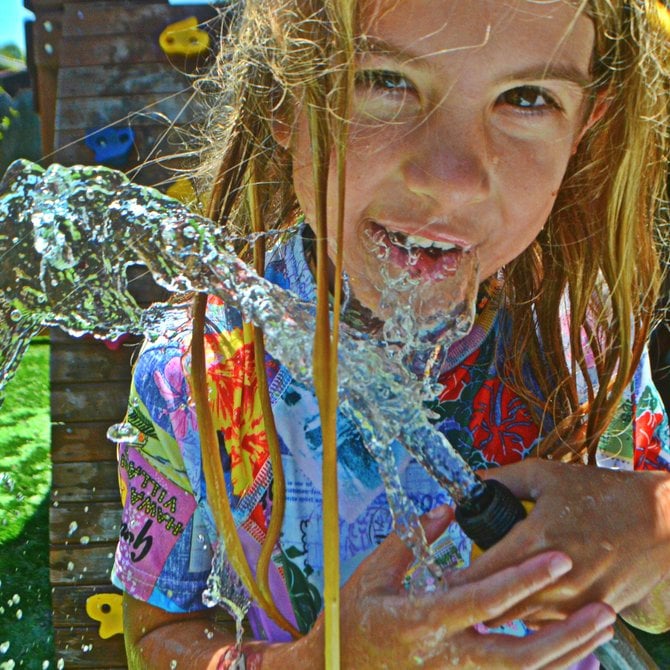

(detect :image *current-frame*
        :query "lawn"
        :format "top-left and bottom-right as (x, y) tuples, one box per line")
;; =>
(0, 337), (53, 668)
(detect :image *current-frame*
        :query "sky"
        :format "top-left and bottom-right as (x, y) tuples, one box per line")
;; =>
(0, 1), (34, 52)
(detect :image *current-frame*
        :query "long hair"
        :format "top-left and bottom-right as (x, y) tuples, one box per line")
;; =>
(189, 0), (669, 630)
(198, 0), (668, 463)
(503, 0), (669, 462)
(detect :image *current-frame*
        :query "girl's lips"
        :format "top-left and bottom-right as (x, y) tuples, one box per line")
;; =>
(364, 221), (468, 280)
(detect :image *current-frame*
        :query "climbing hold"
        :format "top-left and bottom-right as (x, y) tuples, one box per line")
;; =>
(86, 593), (123, 639)
(84, 127), (135, 167)
(159, 17), (210, 57)
(166, 178), (205, 214)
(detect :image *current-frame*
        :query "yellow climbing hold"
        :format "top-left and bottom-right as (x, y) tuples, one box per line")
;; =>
(86, 593), (123, 639)
(159, 17), (210, 57)
(167, 178), (206, 214)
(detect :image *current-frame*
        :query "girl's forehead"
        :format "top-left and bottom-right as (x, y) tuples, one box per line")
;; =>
(358, 0), (590, 41)
(356, 0), (594, 66)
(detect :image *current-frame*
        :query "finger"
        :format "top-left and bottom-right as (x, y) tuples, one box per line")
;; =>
(440, 551), (573, 629)
(478, 460), (544, 500)
(543, 630), (614, 670)
(523, 603), (616, 670)
(476, 602), (615, 670)
(366, 504), (455, 588)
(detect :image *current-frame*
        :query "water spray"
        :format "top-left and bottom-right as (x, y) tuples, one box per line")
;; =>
(0, 160), (658, 669)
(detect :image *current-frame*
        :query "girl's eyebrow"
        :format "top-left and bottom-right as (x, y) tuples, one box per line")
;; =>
(357, 34), (490, 64)
(357, 36), (592, 89)
(501, 66), (593, 90)
(356, 35), (419, 61)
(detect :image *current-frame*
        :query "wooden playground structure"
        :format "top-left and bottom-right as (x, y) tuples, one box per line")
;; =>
(26, 1), (218, 665)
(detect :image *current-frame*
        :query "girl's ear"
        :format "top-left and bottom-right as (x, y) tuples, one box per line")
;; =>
(271, 113), (292, 150)
(572, 90), (610, 153)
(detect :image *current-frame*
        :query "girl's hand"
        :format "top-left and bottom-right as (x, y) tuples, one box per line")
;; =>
(303, 505), (616, 669)
(455, 460), (670, 631)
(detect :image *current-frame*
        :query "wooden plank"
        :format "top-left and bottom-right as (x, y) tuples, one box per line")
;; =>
(51, 380), (131, 423)
(55, 91), (203, 130)
(54, 626), (127, 668)
(51, 584), (123, 628)
(50, 501), (122, 544)
(62, 2), (217, 39)
(31, 9), (62, 69)
(56, 32), (192, 68)
(58, 62), (190, 98)
(52, 421), (121, 463)
(51, 340), (134, 384)
(50, 541), (118, 584)
(51, 460), (121, 502)
(49, 328), (141, 347)
(51, 125), (196, 187)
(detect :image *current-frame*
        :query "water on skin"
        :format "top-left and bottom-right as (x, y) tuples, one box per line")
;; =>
(0, 160), (482, 622)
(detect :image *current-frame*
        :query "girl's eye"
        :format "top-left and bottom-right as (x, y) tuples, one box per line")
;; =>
(498, 86), (561, 113)
(355, 69), (414, 94)
(352, 68), (420, 122)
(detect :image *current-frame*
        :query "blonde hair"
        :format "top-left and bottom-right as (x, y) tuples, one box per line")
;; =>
(504, 0), (669, 461)
(198, 0), (668, 462)
(189, 0), (669, 633)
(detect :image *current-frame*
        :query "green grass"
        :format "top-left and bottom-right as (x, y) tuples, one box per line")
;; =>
(0, 338), (53, 667)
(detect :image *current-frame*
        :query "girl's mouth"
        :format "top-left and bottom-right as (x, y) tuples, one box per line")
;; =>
(365, 221), (468, 280)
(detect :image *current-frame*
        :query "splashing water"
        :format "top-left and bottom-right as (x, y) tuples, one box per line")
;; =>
(0, 160), (480, 598)
(202, 545), (250, 657)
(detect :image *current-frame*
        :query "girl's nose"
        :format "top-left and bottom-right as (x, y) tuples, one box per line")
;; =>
(402, 114), (491, 210)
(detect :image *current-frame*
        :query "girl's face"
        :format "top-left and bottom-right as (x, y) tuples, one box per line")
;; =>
(289, 0), (603, 314)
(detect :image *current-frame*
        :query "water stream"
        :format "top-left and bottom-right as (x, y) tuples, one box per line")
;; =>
(0, 160), (643, 669)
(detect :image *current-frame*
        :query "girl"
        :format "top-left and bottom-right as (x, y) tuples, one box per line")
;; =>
(114, 0), (670, 668)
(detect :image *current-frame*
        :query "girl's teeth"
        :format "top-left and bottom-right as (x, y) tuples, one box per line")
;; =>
(403, 233), (457, 251)
(382, 226), (459, 251)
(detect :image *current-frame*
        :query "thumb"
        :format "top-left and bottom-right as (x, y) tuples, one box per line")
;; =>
(478, 461), (540, 501)
(380, 504), (454, 586)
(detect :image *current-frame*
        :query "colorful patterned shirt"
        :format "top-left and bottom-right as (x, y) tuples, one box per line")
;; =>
(112, 226), (670, 644)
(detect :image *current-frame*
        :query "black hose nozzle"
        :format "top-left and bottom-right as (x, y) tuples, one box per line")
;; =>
(454, 478), (527, 550)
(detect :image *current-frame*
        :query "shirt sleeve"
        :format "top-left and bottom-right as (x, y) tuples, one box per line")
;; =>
(597, 346), (670, 472)
(111, 337), (214, 613)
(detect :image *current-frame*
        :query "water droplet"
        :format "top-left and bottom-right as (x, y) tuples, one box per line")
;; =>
(68, 521), (78, 536)
(67, 561), (74, 571)
(42, 662), (50, 669)
(57, 659), (65, 670)
(9, 310), (21, 323)
(15, 609), (22, 620)
(170, 661), (178, 669)
(44, 43), (54, 55)
(80, 536), (90, 545)
(43, 20), (53, 32)
(0, 641), (9, 654)
(106, 422), (140, 443)
(11, 595), (19, 605)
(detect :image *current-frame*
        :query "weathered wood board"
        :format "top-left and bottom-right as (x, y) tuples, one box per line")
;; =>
(30, 2), (219, 667)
